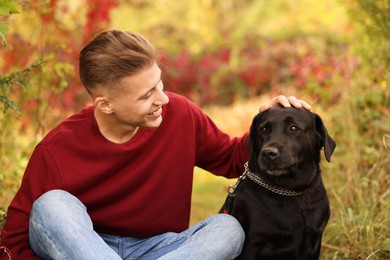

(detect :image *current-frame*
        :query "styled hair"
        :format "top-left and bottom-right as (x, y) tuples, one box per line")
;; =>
(79, 29), (156, 95)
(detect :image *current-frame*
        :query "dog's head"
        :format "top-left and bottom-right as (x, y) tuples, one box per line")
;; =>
(248, 107), (336, 190)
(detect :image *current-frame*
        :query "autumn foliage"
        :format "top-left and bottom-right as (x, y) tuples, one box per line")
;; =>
(0, 0), (363, 113)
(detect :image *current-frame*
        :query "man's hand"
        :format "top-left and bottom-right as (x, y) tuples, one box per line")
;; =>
(260, 95), (312, 112)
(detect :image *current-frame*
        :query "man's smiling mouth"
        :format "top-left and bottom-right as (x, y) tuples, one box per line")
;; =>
(148, 107), (162, 116)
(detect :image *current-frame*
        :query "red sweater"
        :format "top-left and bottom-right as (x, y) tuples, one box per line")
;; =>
(0, 92), (249, 259)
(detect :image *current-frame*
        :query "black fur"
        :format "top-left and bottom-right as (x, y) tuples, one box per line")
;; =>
(223, 107), (336, 260)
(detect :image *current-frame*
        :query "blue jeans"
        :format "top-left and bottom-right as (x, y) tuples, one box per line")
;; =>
(29, 190), (245, 259)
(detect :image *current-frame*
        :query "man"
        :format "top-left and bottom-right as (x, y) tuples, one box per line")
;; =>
(0, 30), (311, 259)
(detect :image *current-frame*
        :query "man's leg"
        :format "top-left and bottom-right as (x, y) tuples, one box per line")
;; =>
(125, 214), (244, 260)
(29, 189), (121, 260)
(158, 214), (245, 260)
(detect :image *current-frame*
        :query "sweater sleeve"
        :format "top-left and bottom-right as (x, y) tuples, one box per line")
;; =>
(0, 144), (62, 260)
(188, 100), (250, 178)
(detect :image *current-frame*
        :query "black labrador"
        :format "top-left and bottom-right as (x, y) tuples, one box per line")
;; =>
(222, 107), (336, 260)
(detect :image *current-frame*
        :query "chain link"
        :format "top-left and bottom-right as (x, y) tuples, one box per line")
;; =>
(244, 162), (305, 196)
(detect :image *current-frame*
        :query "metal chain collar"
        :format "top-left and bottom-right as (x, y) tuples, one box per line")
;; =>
(243, 162), (305, 196)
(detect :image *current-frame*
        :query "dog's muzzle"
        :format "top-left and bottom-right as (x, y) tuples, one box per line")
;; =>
(260, 147), (289, 176)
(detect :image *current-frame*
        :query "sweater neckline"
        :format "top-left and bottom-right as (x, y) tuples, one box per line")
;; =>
(87, 106), (149, 145)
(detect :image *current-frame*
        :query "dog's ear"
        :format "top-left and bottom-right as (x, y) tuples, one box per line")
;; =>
(248, 113), (261, 171)
(315, 114), (336, 162)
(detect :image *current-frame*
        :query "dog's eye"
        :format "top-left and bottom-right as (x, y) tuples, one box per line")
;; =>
(290, 126), (299, 133)
(259, 127), (268, 134)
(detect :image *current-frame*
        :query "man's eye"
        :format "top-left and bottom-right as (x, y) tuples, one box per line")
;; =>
(143, 91), (152, 99)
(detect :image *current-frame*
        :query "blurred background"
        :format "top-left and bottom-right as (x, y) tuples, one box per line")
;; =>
(0, 0), (389, 258)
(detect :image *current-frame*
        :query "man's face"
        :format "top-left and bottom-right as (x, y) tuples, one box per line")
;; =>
(108, 62), (170, 129)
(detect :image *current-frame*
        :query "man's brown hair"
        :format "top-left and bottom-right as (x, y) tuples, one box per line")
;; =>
(79, 30), (156, 96)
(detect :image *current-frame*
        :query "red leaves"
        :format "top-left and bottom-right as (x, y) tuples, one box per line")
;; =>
(84, 0), (119, 42)
(160, 48), (234, 105)
(160, 39), (357, 106)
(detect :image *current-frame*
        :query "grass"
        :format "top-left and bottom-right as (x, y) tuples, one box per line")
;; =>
(321, 151), (390, 259)
(190, 167), (232, 225)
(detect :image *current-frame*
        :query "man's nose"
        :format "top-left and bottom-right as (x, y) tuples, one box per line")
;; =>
(155, 87), (169, 106)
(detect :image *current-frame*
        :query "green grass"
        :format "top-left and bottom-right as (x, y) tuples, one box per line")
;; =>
(320, 151), (390, 259)
(190, 167), (233, 225)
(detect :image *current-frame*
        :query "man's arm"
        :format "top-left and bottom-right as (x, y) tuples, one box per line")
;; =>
(0, 144), (62, 259)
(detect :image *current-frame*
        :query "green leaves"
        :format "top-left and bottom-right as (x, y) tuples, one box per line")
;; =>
(0, 59), (47, 113)
(0, 0), (19, 46)
(0, 0), (19, 14)
(0, 70), (28, 113)
(0, 23), (7, 46)
(0, 0), (49, 115)
(0, 95), (19, 113)
(0, 0), (19, 16)
(0, 205), (6, 229)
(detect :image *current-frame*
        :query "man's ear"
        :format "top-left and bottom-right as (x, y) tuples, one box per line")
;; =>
(94, 97), (114, 114)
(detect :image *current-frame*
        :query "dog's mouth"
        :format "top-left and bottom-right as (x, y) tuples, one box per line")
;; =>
(265, 169), (288, 176)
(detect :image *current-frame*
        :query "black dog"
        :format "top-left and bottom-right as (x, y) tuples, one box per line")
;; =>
(222, 107), (336, 260)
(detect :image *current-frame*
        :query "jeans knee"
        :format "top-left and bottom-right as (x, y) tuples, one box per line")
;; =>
(30, 189), (89, 231)
(32, 189), (83, 214)
(206, 214), (245, 257)
(220, 214), (245, 244)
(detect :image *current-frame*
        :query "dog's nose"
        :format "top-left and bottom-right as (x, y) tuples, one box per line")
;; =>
(261, 147), (280, 161)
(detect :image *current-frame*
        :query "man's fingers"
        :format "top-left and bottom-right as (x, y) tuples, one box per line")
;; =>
(298, 99), (312, 110)
(278, 95), (294, 108)
(259, 103), (272, 112)
(287, 96), (303, 108)
(259, 95), (312, 112)
(286, 96), (312, 110)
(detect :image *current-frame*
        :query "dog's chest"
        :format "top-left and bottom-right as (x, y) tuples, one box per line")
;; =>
(230, 180), (330, 259)
(232, 179), (329, 233)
